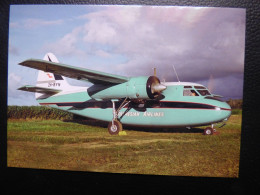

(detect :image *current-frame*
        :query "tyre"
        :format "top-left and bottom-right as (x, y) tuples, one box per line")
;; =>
(108, 120), (122, 135)
(204, 127), (213, 135)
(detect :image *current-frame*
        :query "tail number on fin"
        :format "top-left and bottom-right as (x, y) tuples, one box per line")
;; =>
(48, 82), (61, 87)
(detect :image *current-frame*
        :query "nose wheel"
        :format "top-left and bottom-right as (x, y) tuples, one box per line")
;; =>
(203, 124), (217, 135)
(204, 127), (214, 135)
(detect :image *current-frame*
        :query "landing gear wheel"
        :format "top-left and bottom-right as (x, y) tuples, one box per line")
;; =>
(108, 120), (122, 135)
(204, 127), (214, 135)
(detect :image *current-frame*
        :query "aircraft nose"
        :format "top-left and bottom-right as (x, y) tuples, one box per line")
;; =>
(222, 101), (231, 109)
(220, 102), (232, 118)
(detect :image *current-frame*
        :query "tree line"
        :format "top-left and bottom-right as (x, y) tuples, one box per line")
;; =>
(226, 99), (242, 109)
(7, 106), (73, 120)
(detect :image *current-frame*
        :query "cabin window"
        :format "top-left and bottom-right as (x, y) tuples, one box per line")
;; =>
(197, 90), (211, 96)
(183, 89), (199, 96)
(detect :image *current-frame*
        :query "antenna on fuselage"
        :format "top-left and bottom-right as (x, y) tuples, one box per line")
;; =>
(153, 67), (156, 76)
(172, 65), (180, 82)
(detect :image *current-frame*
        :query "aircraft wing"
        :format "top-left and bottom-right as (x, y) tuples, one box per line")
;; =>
(18, 85), (61, 94)
(19, 59), (129, 85)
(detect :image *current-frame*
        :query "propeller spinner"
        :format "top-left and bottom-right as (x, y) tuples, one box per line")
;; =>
(146, 76), (167, 99)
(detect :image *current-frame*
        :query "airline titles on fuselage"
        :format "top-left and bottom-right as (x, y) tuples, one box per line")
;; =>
(118, 111), (164, 117)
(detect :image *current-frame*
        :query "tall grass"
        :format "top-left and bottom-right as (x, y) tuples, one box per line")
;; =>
(7, 106), (73, 120)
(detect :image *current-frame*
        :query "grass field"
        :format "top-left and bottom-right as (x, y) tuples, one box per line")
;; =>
(7, 113), (241, 177)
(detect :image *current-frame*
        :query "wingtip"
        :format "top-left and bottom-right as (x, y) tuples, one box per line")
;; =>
(18, 61), (25, 66)
(18, 59), (31, 65)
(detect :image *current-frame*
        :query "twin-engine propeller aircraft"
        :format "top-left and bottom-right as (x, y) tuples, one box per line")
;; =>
(18, 53), (231, 135)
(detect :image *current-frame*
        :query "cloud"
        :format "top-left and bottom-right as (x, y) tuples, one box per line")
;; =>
(8, 72), (22, 98)
(9, 44), (19, 55)
(8, 95), (38, 106)
(44, 26), (85, 57)
(23, 18), (64, 28)
(8, 5), (245, 106)
(39, 6), (245, 99)
(9, 18), (64, 29)
(78, 6), (245, 84)
(207, 73), (244, 99)
(95, 49), (112, 58)
(8, 72), (39, 105)
(9, 22), (19, 28)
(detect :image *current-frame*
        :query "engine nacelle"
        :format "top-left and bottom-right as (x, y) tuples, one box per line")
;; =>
(88, 76), (166, 100)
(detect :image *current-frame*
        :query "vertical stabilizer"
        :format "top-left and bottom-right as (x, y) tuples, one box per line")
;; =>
(35, 53), (71, 99)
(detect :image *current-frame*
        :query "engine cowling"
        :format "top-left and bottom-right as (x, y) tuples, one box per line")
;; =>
(88, 76), (166, 100)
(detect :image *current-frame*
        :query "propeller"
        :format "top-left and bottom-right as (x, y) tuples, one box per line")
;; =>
(152, 68), (166, 93)
(151, 81), (167, 94)
(146, 68), (167, 99)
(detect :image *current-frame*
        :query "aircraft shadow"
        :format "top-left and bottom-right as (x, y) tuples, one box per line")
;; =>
(63, 119), (204, 134)
(123, 125), (204, 133)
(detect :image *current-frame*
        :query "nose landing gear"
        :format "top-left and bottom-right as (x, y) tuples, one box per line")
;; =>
(203, 124), (217, 135)
(204, 127), (214, 135)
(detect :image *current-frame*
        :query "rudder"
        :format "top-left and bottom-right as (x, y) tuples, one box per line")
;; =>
(35, 53), (71, 99)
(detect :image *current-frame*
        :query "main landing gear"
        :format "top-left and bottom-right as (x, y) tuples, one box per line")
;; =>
(108, 120), (122, 135)
(203, 124), (217, 135)
(108, 98), (130, 135)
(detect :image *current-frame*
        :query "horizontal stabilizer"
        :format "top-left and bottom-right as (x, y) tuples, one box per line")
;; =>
(19, 59), (129, 85)
(18, 85), (61, 94)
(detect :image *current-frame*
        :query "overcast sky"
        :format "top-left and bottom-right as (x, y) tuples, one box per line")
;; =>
(8, 5), (246, 105)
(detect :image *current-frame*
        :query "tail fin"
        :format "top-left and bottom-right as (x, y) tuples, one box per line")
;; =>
(35, 53), (71, 98)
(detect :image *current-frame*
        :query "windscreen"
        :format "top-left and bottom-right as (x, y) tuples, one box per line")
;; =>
(197, 90), (211, 96)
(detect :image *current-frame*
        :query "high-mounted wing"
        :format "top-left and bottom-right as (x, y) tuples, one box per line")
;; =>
(19, 59), (129, 85)
(18, 85), (61, 94)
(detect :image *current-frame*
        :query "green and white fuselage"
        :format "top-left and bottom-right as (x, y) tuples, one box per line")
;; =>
(37, 82), (231, 128)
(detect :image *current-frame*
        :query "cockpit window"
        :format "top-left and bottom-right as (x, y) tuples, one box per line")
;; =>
(183, 89), (199, 96)
(184, 86), (192, 88)
(197, 90), (211, 96)
(194, 86), (206, 89)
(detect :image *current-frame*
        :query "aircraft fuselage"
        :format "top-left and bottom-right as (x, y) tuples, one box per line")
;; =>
(37, 82), (231, 128)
